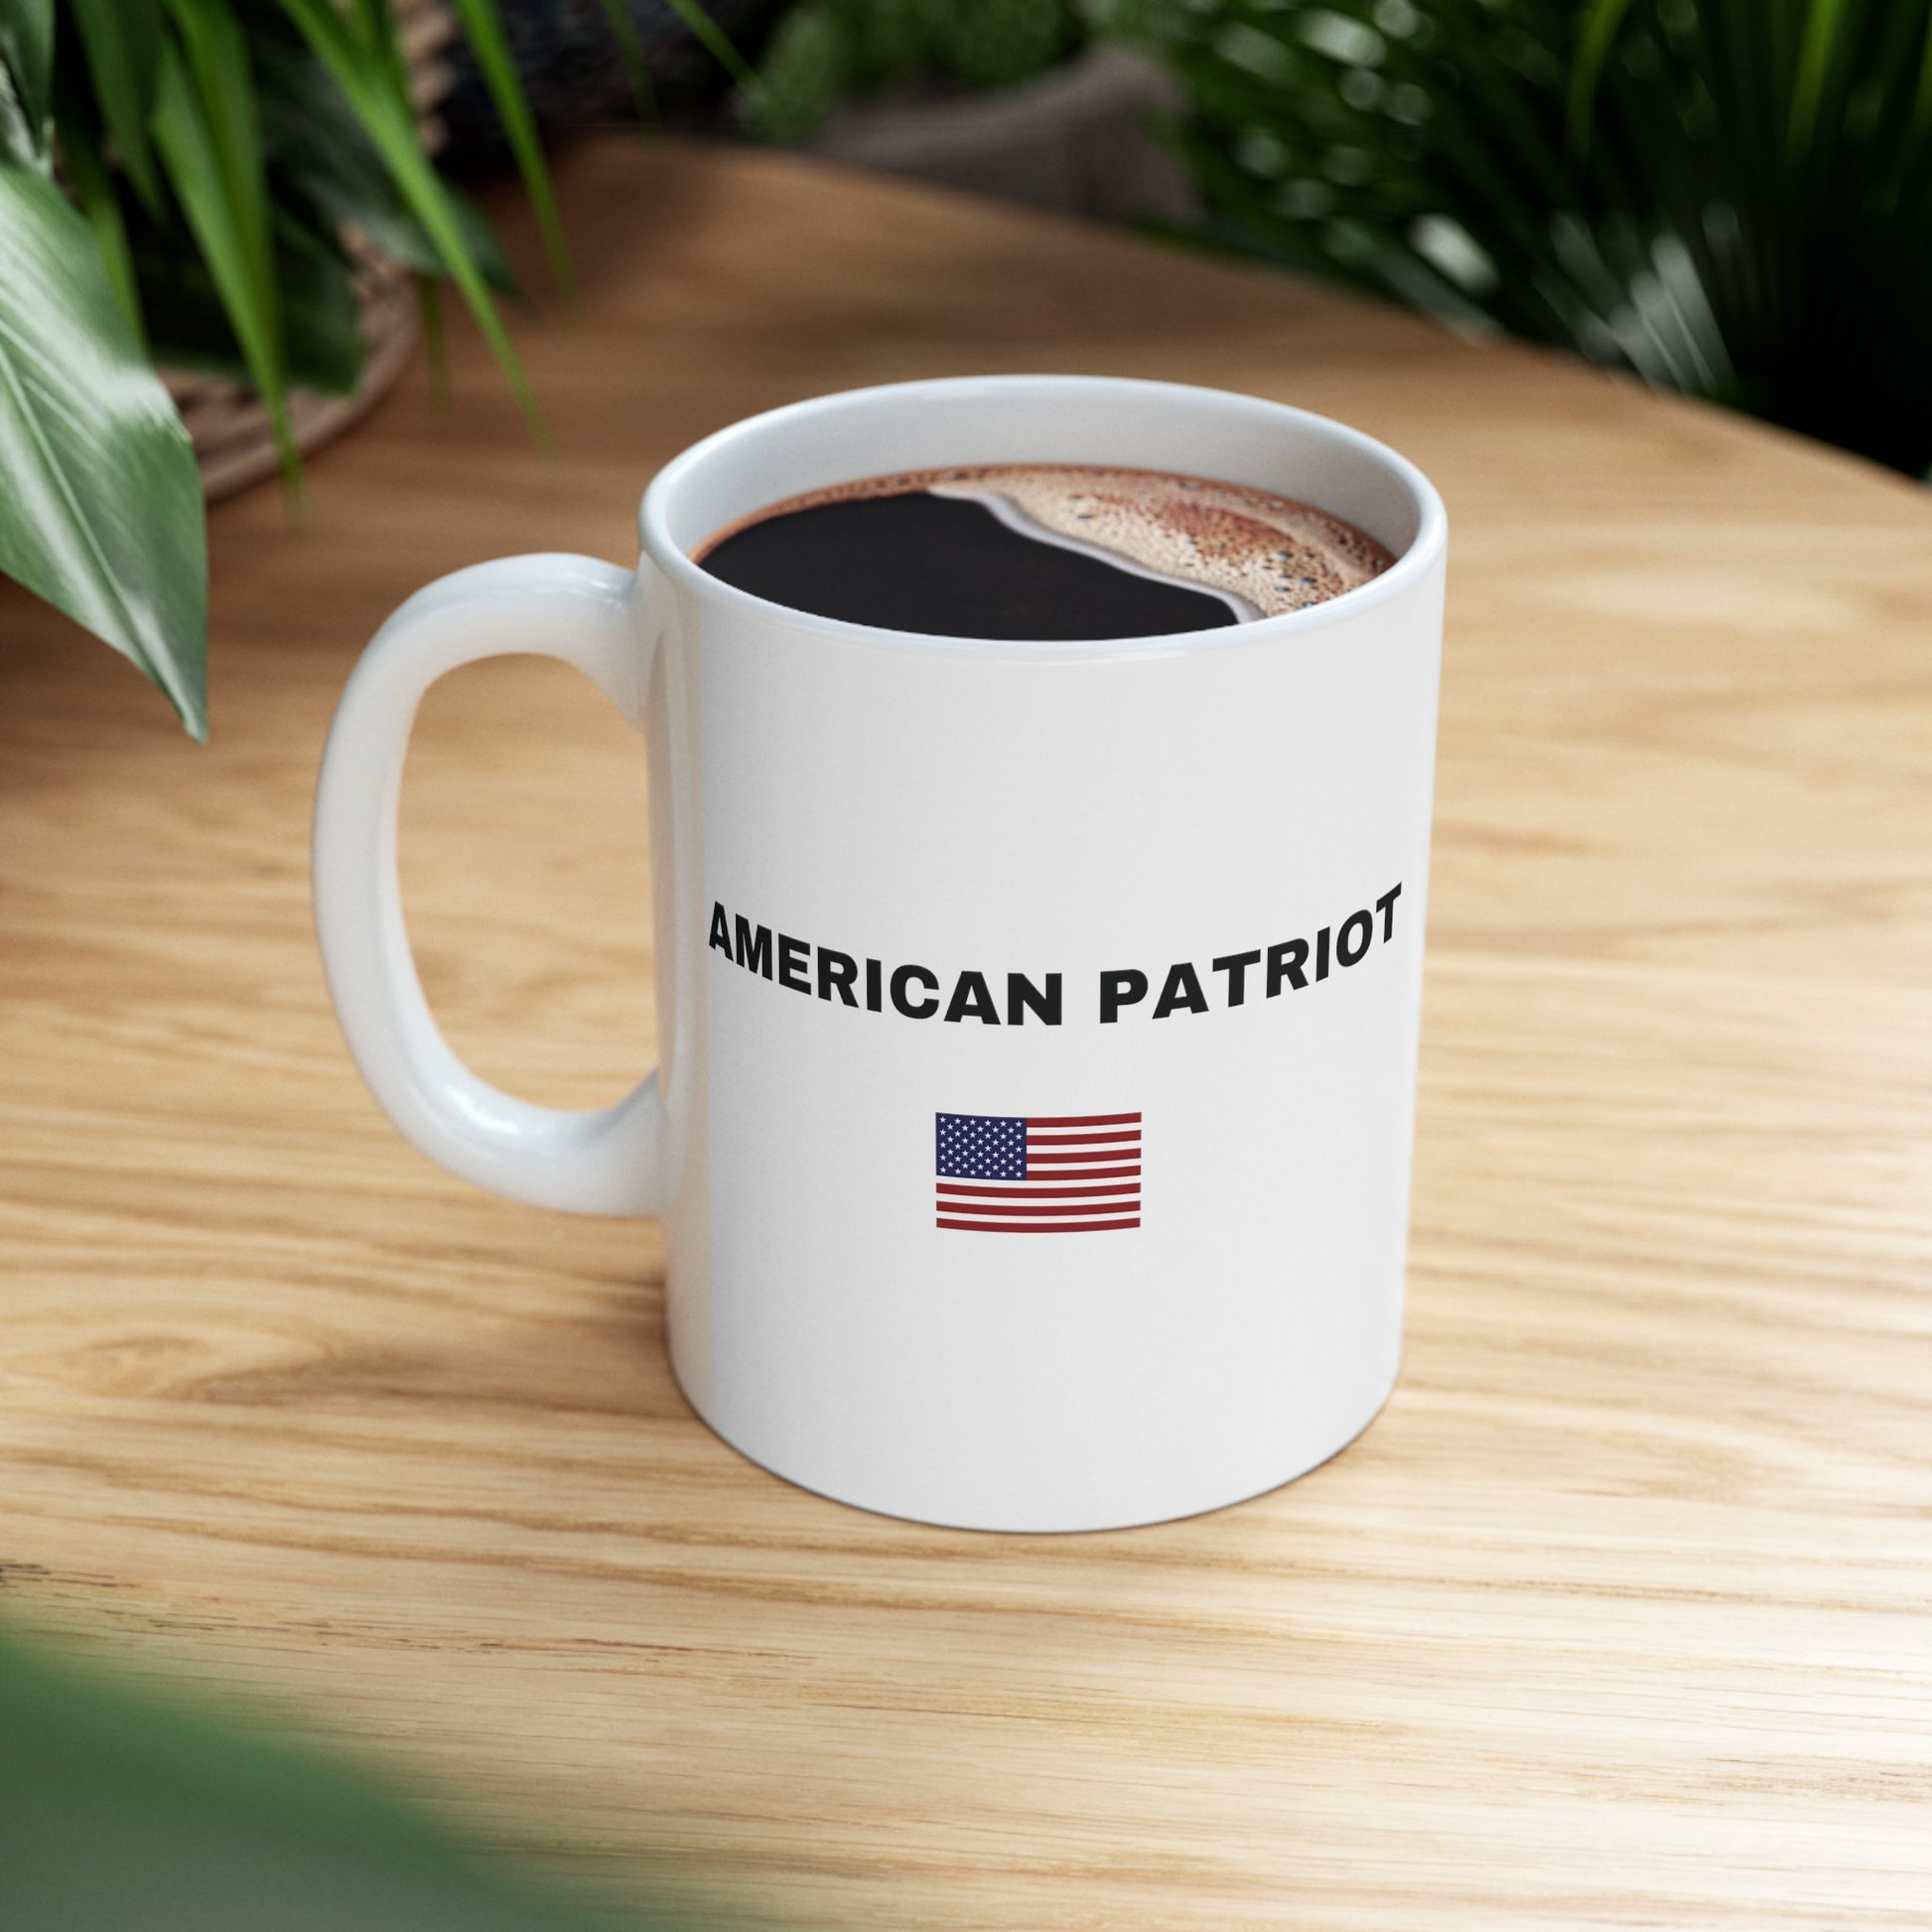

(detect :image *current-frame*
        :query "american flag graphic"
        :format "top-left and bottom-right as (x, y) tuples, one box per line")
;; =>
(934, 1112), (1143, 1232)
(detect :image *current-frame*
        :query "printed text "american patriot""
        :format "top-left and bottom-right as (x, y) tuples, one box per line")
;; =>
(707, 884), (1402, 1027)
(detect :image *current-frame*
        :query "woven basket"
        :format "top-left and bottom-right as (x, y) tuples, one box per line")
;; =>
(169, 0), (458, 502)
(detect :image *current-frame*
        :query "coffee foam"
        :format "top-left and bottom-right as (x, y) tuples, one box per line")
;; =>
(693, 464), (1395, 618)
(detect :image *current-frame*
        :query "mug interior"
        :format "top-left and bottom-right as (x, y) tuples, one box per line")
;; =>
(642, 376), (1443, 641)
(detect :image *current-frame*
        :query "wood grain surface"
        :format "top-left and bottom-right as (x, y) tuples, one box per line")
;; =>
(4, 140), (1932, 1930)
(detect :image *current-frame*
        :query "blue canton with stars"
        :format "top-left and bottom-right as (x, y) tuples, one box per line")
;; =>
(936, 1113), (1027, 1180)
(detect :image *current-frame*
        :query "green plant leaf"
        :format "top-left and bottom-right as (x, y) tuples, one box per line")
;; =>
(252, 28), (514, 295)
(593, 0), (659, 124)
(163, 0), (270, 238)
(745, 3), (843, 143)
(53, 101), (144, 343)
(300, 157), (514, 295)
(69, 0), (165, 209)
(0, 163), (206, 738)
(265, 215), (361, 393)
(350, 0), (416, 112)
(660, 0), (759, 92)
(1789, 0), (1851, 154)
(275, 0), (541, 432)
(440, 0), (573, 295)
(133, 211), (362, 394)
(0, 64), (32, 169)
(0, 1625), (706, 1932)
(0, 0), (52, 160)
(1568, 0), (1634, 158)
(1125, 0), (1932, 475)
(151, 26), (296, 474)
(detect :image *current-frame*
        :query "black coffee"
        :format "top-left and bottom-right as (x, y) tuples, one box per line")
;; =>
(693, 464), (1394, 642)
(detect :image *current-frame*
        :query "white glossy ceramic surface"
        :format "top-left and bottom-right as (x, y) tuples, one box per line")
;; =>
(313, 375), (1448, 1531)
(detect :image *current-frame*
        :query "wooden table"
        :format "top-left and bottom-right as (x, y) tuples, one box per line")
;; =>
(4, 140), (1931, 1930)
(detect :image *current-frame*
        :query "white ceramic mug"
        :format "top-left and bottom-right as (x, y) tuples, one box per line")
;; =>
(314, 374), (1447, 1532)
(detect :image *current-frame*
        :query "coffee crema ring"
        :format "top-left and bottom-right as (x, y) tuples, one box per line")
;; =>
(693, 464), (1394, 621)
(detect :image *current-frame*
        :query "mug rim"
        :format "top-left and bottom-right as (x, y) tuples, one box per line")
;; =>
(637, 374), (1448, 659)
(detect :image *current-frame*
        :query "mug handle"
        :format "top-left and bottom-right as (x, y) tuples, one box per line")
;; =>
(313, 554), (664, 1216)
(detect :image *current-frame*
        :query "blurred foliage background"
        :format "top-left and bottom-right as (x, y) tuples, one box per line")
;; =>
(459, 0), (1932, 492)
(0, 0), (610, 741)
(0, 1622), (717, 1932)
(1101, 0), (1932, 479)
(437, 0), (763, 168)
(6, 0), (1929, 742)
(744, 0), (1086, 143)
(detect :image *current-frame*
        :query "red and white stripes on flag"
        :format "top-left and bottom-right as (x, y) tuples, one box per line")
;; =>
(934, 1112), (1142, 1233)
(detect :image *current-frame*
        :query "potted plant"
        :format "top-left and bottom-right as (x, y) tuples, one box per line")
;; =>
(0, 0), (658, 741)
(1100, 0), (1932, 478)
